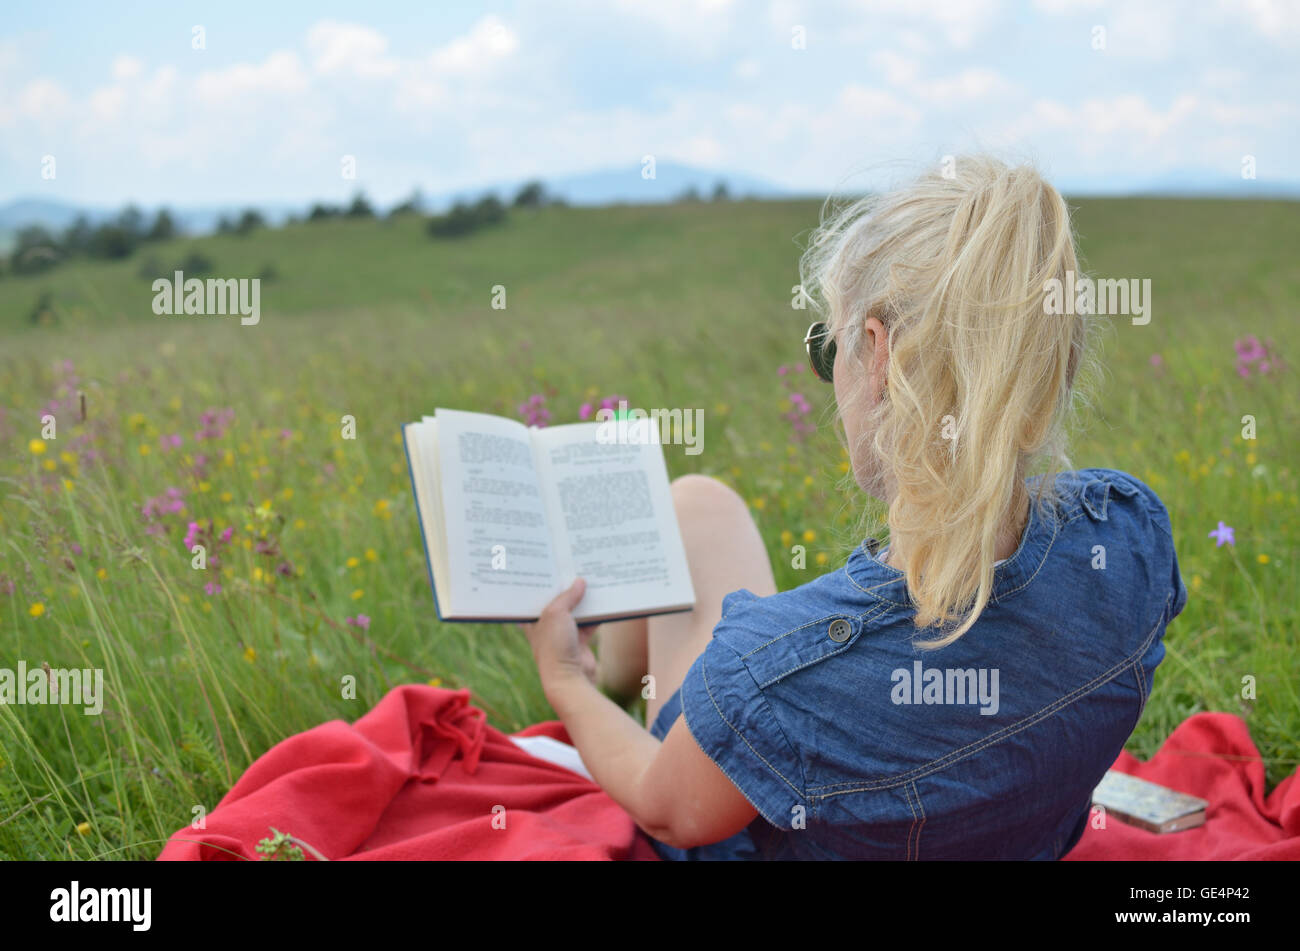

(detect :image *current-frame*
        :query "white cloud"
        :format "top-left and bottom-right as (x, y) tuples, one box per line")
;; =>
(858, 0), (1003, 49)
(872, 54), (1015, 105)
(838, 83), (923, 127)
(873, 51), (920, 86)
(194, 51), (310, 103)
(17, 78), (70, 119)
(429, 16), (519, 74)
(1032, 0), (1106, 14)
(918, 67), (1015, 103)
(609, 0), (738, 52)
(89, 84), (126, 121)
(1106, 1), (1179, 60)
(111, 55), (143, 81)
(1202, 67), (1246, 88)
(1231, 0), (1300, 43)
(307, 21), (399, 77)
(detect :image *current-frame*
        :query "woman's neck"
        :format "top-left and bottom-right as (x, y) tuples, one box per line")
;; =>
(882, 486), (1030, 569)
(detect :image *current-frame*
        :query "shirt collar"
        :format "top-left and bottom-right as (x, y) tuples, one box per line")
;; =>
(843, 480), (1061, 608)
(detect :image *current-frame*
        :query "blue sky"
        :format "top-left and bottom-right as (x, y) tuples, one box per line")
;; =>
(3, 0), (1297, 206)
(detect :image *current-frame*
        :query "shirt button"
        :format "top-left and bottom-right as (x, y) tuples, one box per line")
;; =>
(828, 618), (852, 642)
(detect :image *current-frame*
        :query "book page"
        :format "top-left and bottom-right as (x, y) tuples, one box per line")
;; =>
(433, 408), (559, 618)
(532, 420), (694, 622)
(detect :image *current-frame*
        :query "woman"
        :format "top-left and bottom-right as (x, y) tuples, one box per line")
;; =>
(523, 155), (1188, 860)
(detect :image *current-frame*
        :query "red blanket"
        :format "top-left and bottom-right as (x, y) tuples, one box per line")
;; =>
(159, 686), (660, 861)
(159, 686), (1297, 861)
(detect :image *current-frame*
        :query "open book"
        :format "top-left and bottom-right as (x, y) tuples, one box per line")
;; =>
(402, 408), (695, 623)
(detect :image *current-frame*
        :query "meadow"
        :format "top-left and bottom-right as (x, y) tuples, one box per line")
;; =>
(0, 196), (1295, 859)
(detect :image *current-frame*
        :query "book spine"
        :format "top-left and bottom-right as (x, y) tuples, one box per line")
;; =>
(400, 423), (446, 622)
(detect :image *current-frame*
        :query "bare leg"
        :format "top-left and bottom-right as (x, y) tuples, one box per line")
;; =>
(594, 475), (777, 719)
(644, 475), (777, 725)
(594, 614), (648, 705)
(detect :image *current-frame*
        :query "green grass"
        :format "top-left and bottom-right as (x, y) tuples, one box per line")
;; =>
(0, 198), (1296, 859)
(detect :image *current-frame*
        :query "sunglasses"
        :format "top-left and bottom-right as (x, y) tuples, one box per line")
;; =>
(804, 321), (837, 383)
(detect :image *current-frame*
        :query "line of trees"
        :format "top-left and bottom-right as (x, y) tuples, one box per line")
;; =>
(5, 206), (183, 277)
(1, 178), (576, 278)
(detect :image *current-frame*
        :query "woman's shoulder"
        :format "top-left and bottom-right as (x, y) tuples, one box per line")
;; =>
(1041, 467), (1174, 533)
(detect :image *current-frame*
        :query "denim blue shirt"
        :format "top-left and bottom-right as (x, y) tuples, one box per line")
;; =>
(649, 468), (1188, 860)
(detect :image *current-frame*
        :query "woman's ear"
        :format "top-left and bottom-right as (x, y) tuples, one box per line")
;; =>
(862, 314), (889, 400)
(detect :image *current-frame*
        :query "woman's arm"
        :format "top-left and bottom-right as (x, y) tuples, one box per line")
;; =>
(524, 579), (759, 849)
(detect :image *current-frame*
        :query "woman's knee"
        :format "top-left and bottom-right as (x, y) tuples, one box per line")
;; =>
(670, 474), (749, 522)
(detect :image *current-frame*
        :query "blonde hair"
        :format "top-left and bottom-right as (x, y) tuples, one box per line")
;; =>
(801, 155), (1094, 647)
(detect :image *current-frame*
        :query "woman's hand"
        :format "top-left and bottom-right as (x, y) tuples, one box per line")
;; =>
(521, 578), (598, 695)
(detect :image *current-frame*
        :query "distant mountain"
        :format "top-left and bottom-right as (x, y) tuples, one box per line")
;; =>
(1057, 167), (1300, 199)
(0, 199), (116, 233)
(449, 162), (798, 208)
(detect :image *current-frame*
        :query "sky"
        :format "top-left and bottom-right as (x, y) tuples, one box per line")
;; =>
(2, 0), (1298, 207)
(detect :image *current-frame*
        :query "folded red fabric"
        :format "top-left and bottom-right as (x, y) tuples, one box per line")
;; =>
(159, 687), (1296, 861)
(158, 685), (661, 861)
(1064, 711), (1299, 860)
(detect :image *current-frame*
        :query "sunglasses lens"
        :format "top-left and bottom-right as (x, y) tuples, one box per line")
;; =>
(806, 323), (836, 382)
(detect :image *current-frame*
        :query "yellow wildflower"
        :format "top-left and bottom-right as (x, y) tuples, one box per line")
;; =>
(29, 602), (45, 618)
(29, 439), (47, 455)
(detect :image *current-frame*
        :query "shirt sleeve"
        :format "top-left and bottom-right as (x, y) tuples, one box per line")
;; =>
(676, 619), (811, 829)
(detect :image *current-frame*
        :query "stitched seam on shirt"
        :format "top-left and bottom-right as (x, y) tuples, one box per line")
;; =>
(805, 607), (1166, 794)
(843, 568), (911, 606)
(679, 693), (786, 829)
(697, 648), (809, 802)
(911, 780), (926, 861)
(740, 612), (844, 657)
(756, 603), (893, 687)
(990, 508), (1062, 600)
(902, 782), (918, 861)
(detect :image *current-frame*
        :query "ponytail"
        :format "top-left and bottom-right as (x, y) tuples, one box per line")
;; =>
(802, 156), (1092, 646)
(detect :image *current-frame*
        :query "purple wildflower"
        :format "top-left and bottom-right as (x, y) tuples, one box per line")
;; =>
(1208, 521), (1235, 548)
